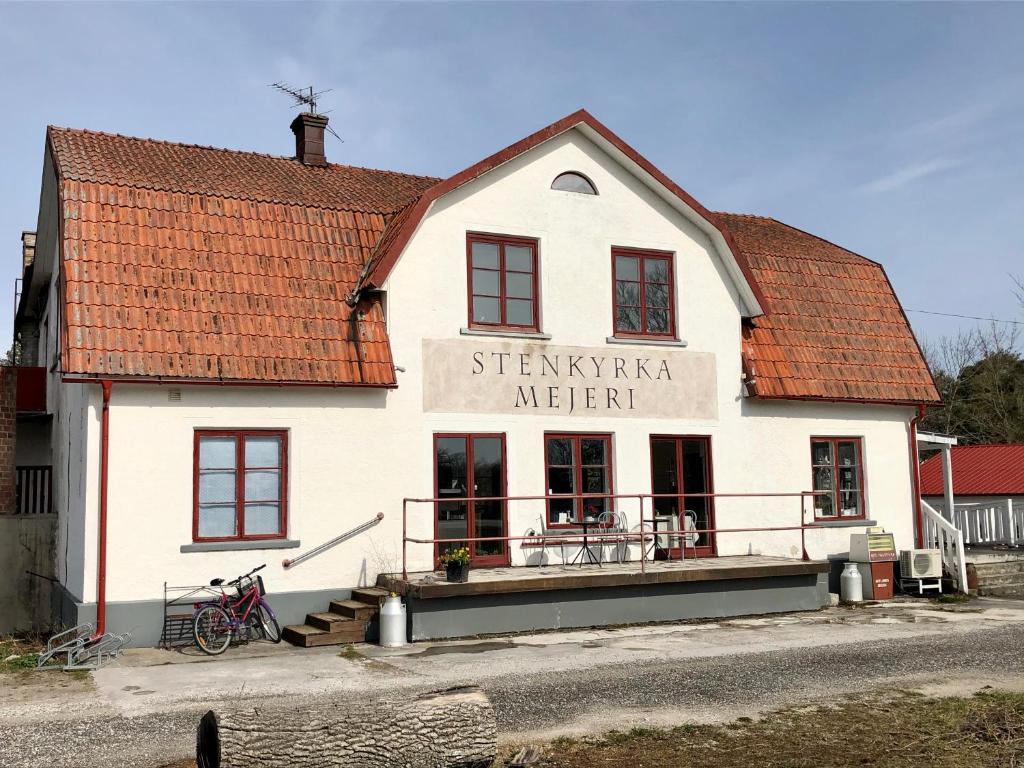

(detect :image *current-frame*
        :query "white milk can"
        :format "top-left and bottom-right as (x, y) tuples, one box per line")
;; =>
(840, 562), (864, 603)
(379, 594), (407, 647)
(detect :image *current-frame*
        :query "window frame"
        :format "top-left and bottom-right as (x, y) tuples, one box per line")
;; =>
(544, 432), (614, 528)
(611, 246), (677, 339)
(551, 171), (598, 195)
(192, 429), (289, 543)
(809, 436), (866, 521)
(466, 232), (541, 332)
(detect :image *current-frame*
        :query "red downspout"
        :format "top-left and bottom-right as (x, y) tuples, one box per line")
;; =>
(909, 404), (927, 548)
(96, 380), (112, 637)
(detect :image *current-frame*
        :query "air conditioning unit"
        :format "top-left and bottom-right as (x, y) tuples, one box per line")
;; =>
(900, 549), (941, 579)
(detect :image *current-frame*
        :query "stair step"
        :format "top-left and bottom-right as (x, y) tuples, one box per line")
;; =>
(974, 573), (1024, 588)
(972, 563), (1024, 576)
(282, 622), (367, 648)
(306, 612), (365, 633)
(330, 599), (379, 620)
(978, 586), (1024, 598)
(351, 587), (390, 606)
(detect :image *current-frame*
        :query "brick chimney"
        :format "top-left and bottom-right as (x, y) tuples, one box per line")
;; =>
(290, 113), (329, 167)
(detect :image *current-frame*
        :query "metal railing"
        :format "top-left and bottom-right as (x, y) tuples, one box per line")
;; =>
(282, 512), (384, 569)
(401, 490), (856, 580)
(921, 500), (968, 592)
(15, 465), (52, 515)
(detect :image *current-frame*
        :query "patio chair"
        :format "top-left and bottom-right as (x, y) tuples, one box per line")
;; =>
(525, 515), (568, 566)
(597, 510), (629, 563)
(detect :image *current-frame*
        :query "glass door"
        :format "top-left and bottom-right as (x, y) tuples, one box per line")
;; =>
(434, 434), (508, 566)
(650, 436), (715, 558)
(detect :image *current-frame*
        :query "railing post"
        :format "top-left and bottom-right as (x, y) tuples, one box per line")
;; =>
(639, 495), (646, 575)
(1010, 498), (1018, 546)
(800, 494), (809, 561)
(402, 499), (408, 581)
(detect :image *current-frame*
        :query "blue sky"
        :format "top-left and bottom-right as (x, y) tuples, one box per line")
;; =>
(1, 2), (1022, 351)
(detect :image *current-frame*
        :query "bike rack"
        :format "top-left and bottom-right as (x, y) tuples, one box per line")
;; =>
(36, 624), (132, 671)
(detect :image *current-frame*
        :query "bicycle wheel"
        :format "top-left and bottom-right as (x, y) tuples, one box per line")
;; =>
(193, 605), (233, 655)
(257, 602), (282, 643)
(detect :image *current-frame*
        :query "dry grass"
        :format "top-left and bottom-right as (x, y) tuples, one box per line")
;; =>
(530, 691), (1024, 768)
(0, 633), (46, 673)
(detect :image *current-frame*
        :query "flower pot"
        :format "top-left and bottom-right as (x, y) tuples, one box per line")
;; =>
(446, 562), (470, 583)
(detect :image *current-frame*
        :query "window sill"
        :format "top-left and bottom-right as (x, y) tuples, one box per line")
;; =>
(180, 539), (301, 553)
(460, 327), (552, 341)
(605, 336), (688, 348)
(810, 519), (876, 528)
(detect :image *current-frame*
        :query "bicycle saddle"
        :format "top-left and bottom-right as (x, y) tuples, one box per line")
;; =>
(209, 578), (224, 586)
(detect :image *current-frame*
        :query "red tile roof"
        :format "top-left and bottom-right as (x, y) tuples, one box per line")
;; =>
(50, 127), (438, 385)
(46, 115), (939, 402)
(920, 444), (1024, 496)
(720, 213), (940, 404)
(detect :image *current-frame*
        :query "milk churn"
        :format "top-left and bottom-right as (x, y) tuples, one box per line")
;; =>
(840, 562), (864, 603)
(379, 593), (407, 647)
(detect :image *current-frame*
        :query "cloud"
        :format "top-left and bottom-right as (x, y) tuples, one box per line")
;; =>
(860, 157), (962, 194)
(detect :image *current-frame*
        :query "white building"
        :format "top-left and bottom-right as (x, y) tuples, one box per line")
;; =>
(9, 110), (940, 644)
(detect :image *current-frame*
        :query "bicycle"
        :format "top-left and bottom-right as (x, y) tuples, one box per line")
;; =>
(192, 564), (282, 655)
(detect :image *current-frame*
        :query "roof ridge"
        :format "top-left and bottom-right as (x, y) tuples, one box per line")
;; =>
(47, 125), (442, 184)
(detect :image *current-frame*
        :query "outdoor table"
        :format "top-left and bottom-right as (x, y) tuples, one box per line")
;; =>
(569, 515), (602, 567)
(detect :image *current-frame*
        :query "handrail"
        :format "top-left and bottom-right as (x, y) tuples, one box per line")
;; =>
(283, 512), (384, 569)
(400, 491), (847, 580)
(921, 500), (968, 592)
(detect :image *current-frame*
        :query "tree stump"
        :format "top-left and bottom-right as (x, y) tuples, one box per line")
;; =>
(196, 685), (496, 768)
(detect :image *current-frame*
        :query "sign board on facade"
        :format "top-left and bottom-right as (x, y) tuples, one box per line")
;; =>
(422, 339), (718, 420)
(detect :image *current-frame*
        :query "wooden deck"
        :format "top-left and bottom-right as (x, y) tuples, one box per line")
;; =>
(380, 555), (829, 599)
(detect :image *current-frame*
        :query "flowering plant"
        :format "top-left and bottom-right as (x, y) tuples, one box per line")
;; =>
(439, 547), (471, 566)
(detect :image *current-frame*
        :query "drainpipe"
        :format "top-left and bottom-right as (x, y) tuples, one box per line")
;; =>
(96, 380), (112, 637)
(909, 404), (926, 549)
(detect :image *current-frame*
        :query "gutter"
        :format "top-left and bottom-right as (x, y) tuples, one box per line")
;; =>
(909, 404), (927, 548)
(95, 380), (112, 637)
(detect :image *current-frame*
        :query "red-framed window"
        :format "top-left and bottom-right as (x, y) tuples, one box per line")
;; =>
(467, 232), (540, 331)
(612, 247), (676, 338)
(545, 433), (613, 527)
(810, 437), (865, 520)
(194, 430), (288, 542)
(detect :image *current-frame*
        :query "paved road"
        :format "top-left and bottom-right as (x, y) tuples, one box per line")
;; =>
(2, 599), (1023, 767)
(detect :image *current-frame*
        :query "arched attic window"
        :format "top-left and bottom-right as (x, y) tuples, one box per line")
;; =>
(551, 171), (598, 195)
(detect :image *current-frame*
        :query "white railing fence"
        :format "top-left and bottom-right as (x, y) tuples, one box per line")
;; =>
(921, 500), (968, 593)
(939, 499), (1022, 547)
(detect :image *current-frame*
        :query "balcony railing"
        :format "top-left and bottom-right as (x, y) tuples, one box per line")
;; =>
(15, 366), (46, 412)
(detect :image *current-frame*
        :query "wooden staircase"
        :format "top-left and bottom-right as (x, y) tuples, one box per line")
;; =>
(282, 587), (389, 647)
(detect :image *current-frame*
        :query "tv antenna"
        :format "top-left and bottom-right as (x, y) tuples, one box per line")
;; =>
(269, 82), (344, 142)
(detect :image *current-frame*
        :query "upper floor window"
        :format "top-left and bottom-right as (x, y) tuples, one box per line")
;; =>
(810, 437), (865, 520)
(612, 247), (676, 338)
(467, 233), (540, 331)
(194, 430), (288, 541)
(551, 171), (598, 195)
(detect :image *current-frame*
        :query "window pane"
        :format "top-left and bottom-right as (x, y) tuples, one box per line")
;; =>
(472, 437), (503, 497)
(813, 466), (834, 492)
(839, 491), (861, 517)
(838, 441), (859, 467)
(547, 437), (573, 465)
(505, 245), (533, 272)
(437, 437), (468, 497)
(506, 299), (534, 326)
(814, 493), (835, 518)
(646, 308), (670, 334)
(615, 281), (640, 307)
(245, 436), (281, 468)
(505, 272), (533, 299)
(581, 438), (607, 466)
(199, 470), (236, 504)
(472, 269), (500, 296)
(549, 496), (576, 525)
(615, 255), (639, 281)
(548, 466), (575, 495)
(616, 306), (641, 332)
(198, 504), (237, 538)
(551, 172), (597, 194)
(199, 436), (236, 469)
(474, 500), (505, 556)
(811, 441), (832, 466)
(646, 282), (669, 309)
(471, 241), (499, 269)
(244, 503), (281, 535)
(645, 258), (669, 284)
(583, 466), (607, 494)
(473, 296), (501, 323)
(245, 469), (280, 501)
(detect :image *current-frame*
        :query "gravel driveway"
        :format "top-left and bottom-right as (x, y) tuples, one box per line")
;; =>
(2, 598), (1023, 768)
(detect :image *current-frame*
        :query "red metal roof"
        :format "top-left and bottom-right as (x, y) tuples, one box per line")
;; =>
(50, 127), (437, 386)
(920, 444), (1024, 496)
(721, 213), (939, 404)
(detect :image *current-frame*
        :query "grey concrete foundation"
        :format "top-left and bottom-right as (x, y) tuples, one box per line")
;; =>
(407, 572), (829, 641)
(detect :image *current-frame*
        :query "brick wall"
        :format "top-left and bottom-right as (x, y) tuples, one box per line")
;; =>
(0, 367), (16, 513)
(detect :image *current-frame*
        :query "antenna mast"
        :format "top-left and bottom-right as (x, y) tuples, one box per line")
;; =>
(269, 82), (344, 143)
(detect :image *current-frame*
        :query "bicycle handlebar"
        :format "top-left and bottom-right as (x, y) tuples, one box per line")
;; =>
(224, 563), (266, 587)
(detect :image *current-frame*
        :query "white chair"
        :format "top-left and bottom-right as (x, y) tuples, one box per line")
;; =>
(525, 515), (568, 566)
(597, 510), (629, 563)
